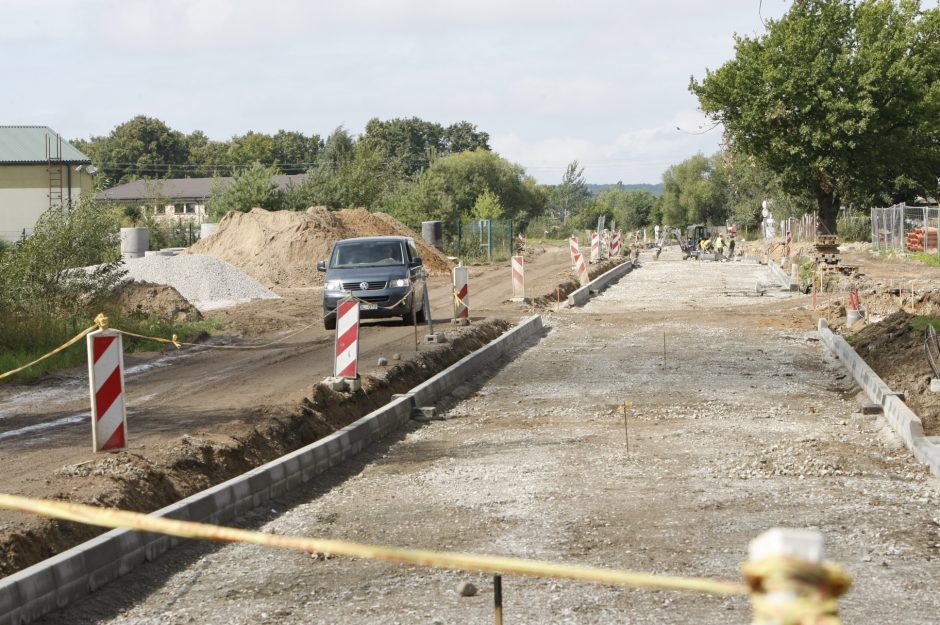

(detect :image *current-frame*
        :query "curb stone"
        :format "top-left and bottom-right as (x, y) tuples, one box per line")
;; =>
(0, 315), (546, 625)
(767, 259), (799, 291)
(817, 318), (940, 477)
(567, 260), (634, 307)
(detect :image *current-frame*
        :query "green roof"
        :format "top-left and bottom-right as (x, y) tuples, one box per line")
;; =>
(0, 126), (91, 164)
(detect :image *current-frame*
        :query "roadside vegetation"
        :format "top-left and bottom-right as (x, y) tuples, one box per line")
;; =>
(0, 198), (216, 383)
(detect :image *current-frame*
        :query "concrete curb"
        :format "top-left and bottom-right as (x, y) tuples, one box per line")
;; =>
(817, 318), (940, 477)
(767, 259), (799, 291)
(567, 260), (634, 307)
(0, 315), (546, 625)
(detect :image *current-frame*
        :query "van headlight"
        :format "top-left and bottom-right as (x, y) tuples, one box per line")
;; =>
(393, 278), (411, 288)
(325, 280), (344, 292)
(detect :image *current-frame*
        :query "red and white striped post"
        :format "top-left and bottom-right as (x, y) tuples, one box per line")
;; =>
(574, 251), (589, 286)
(511, 255), (525, 301)
(87, 328), (128, 452)
(610, 231), (621, 257)
(334, 298), (360, 380)
(453, 264), (470, 324)
(785, 220), (792, 259)
(569, 236), (579, 268)
(601, 229), (610, 259)
(590, 232), (600, 263)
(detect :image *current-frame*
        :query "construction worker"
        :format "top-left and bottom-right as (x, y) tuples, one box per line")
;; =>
(715, 234), (725, 258)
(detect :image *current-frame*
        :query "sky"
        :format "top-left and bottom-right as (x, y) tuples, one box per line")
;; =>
(0, 0), (792, 184)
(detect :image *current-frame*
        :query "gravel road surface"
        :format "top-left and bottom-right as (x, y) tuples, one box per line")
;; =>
(36, 249), (940, 624)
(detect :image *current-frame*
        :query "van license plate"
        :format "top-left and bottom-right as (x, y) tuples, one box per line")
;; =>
(359, 303), (378, 311)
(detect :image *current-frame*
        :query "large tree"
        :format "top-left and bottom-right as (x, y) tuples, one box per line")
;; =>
(659, 154), (726, 226)
(691, 0), (940, 234)
(94, 116), (188, 184)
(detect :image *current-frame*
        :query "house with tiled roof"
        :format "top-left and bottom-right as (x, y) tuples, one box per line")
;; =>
(0, 126), (94, 241)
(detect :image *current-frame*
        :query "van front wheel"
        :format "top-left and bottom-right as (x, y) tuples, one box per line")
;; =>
(324, 315), (336, 330)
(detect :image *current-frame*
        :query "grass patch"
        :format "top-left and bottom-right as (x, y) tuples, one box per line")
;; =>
(911, 315), (940, 333)
(0, 313), (221, 383)
(909, 252), (940, 268)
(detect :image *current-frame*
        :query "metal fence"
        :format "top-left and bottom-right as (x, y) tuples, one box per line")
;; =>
(871, 204), (940, 254)
(446, 219), (516, 262)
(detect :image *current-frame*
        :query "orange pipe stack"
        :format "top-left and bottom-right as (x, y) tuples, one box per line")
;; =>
(906, 227), (938, 252)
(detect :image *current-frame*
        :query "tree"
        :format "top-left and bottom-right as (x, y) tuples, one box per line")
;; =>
(272, 130), (321, 174)
(94, 116), (188, 184)
(713, 152), (813, 232)
(659, 154), (726, 226)
(471, 188), (504, 219)
(185, 130), (229, 177)
(227, 131), (277, 168)
(442, 121), (490, 154)
(551, 160), (591, 222)
(208, 162), (283, 219)
(382, 150), (545, 231)
(691, 0), (940, 234)
(589, 185), (658, 231)
(300, 141), (389, 209)
(360, 117), (445, 177)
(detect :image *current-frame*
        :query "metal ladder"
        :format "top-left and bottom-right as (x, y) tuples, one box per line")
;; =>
(46, 132), (64, 209)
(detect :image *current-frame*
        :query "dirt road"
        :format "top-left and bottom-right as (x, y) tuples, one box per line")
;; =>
(0, 244), (614, 573)
(39, 248), (940, 624)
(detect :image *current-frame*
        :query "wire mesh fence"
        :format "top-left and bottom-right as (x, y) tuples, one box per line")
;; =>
(871, 204), (940, 254)
(446, 219), (516, 262)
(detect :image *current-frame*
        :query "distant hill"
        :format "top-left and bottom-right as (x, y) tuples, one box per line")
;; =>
(586, 183), (663, 197)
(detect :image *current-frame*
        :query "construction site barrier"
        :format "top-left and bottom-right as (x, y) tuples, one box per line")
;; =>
(0, 314), (546, 625)
(453, 265), (470, 322)
(568, 236), (579, 268)
(333, 298), (360, 379)
(610, 231), (621, 257)
(817, 318), (940, 476)
(590, 231), (600, 263)
(87, 329), (128, 452)
(510, 255), (525, 301)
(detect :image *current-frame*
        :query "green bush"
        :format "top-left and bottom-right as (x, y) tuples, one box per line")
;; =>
(0, 197), (125, 318)
(837, 213), (871, 242)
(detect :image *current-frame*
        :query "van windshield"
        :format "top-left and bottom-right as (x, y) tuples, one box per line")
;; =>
(330, 241), (405, 268)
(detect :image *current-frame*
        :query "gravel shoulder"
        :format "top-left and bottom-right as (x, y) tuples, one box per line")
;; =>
(39, 249), (940, 625)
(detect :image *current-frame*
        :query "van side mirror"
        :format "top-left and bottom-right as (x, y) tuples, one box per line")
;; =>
(410, 256), (422, 267)
(316, 260), (326, 272)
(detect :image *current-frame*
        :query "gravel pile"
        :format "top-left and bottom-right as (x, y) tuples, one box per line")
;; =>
(119, 254), (280, 311)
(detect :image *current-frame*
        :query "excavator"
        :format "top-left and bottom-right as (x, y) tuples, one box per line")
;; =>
(655, 225), (710, 260)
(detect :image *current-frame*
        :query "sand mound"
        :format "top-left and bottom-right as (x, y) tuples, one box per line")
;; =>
(110, 281), (203, 323)
(187, 207), (453, 288)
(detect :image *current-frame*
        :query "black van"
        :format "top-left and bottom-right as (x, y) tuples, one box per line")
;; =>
(317, 236), (427, 330)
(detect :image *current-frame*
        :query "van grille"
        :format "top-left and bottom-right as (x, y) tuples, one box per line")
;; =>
(342, 280), (387, 291)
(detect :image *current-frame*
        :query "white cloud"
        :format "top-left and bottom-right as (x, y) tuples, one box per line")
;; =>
(493, 110), (724, 183)
(1, 0), (792, 182)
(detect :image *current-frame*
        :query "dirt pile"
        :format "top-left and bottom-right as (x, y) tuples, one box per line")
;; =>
(188, 207), (453, 288)
(109, 281), (203, 323)
(847, 311), (939, 435)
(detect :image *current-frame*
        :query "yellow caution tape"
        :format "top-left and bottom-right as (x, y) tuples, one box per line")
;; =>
(0, 493), (747, 595)
(452, 287), (469, 310)
(0, 322), (99, 380)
